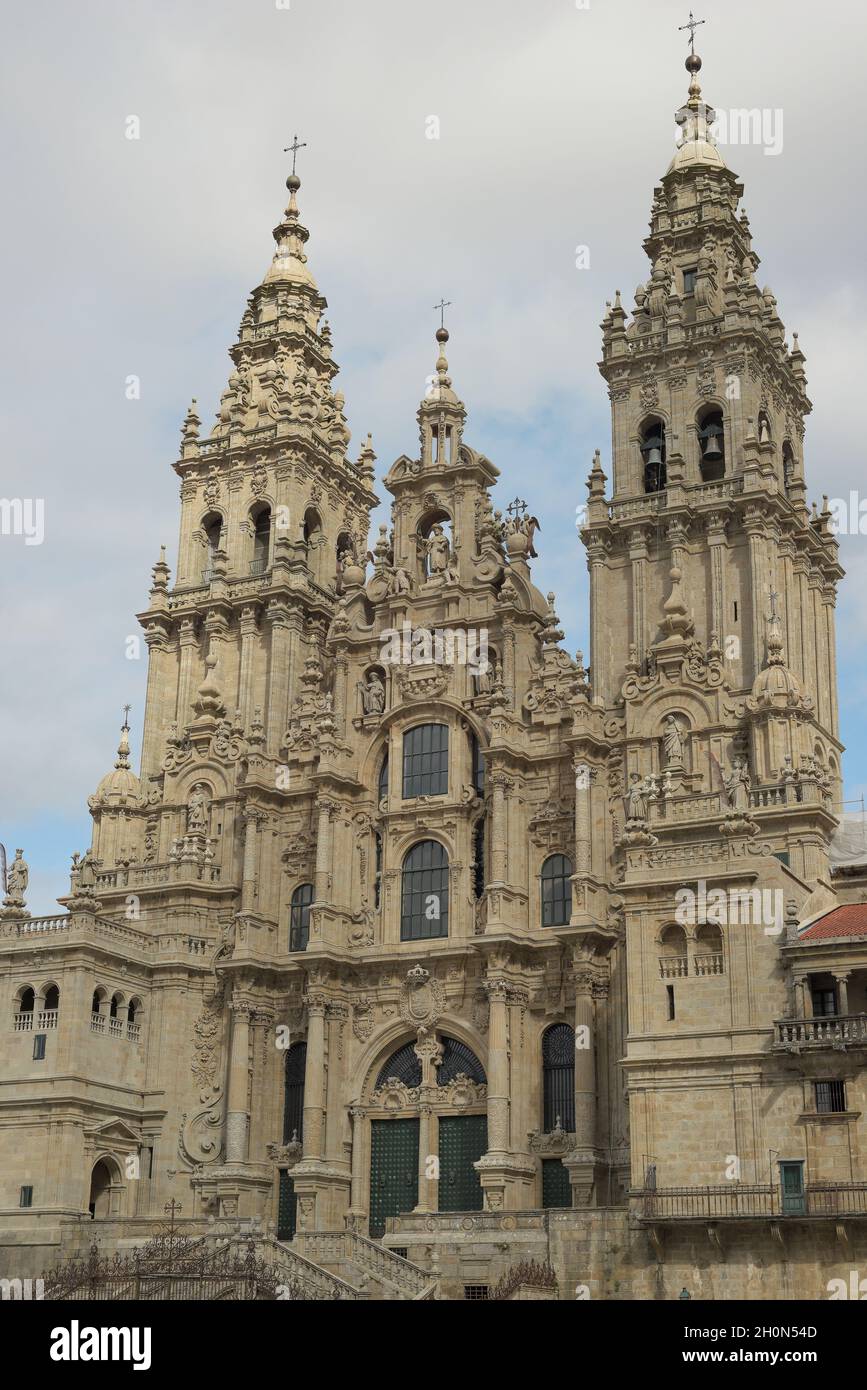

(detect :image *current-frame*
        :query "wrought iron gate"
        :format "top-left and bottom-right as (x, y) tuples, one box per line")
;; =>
(277, 1170), (297, 1241)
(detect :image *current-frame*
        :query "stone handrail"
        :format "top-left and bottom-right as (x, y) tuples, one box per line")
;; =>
(295, 1230), (436, 1299)
(775, 1014), (867, 1049)
(263, 1236), (360, 1300)
(345, 1231), (436, 1298)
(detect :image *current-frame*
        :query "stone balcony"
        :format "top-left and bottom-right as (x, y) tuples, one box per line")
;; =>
(774, 1014), (867, 1052)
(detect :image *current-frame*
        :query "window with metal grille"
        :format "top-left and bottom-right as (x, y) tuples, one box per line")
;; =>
(283, 1041), (307, 1143)
(683, 267), (697, 295)
(400, 840), (449, 941)
(541, 854), (573, 926)
(391, 1247), (408, 1261)
(437, 1036), (486, 1086)
(464, 1285), (489, 1300)
(33, 1034), (46, 1061)
(470, 732), (485, 796)
(542, 1023), (575, 1132)
(19, 1186), (33, 1208)
(289, 882), (313, 952)
(375, 1042), (422, 1090)
(402, 724), (448, 798)
(815, 1080), (846, 1113)
(374, 831), (383, 910)
(378, 750), (389, 804)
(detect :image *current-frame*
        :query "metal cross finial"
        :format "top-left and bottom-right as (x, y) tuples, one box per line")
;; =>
(507, 497), (527, 520)
(283, 134), (307, 175)
(122, 703), (131, 727)
(678, 10), (706, 55)
(433, 298), (452, 330)
(769, 587), (779, 619)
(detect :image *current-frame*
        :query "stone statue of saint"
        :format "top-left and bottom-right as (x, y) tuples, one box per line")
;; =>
(662, 713), (685, 768)
(475, 656), (496, 695)
(358, 670), (386, 715)
(625, 773), (655, 823)
(424, 524), (450, 576)
(724, 757), (751, 812)
(187, 783), (209, 833)
(5, 848), (29, 902)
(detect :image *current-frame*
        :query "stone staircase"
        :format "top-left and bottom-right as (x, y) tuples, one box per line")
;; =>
(278, 1231), (438, 1300)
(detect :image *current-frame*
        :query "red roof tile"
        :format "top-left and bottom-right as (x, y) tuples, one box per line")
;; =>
(799, 903), (867, 940)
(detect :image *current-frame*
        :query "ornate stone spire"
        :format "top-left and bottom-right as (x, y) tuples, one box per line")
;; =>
(668, 47), (727, 172)
(418, 322), (466, 466)
(263, 170), (318, 290)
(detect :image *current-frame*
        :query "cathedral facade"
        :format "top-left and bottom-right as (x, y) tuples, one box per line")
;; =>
(2, 50), (866, 1300)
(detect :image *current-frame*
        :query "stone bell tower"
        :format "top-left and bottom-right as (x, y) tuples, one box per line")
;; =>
(581, 44), (845, 1192)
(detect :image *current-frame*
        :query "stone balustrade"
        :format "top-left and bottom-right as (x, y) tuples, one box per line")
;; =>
(774, 1014), (867, 1050)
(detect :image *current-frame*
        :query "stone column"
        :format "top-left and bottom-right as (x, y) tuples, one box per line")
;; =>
(175, 617), (199, 725)
(301, 993), (327, 1161)
(834, 972), (850, 1016)
(413, 1033), (442, 1212)
(706, 513), (727, 649)
(237, 605), (260, 728)
(793, 975), (807, 1018)
(489, 773), (511, 885)
(484, 980), (510, 1154)
(226, 1001), (252, 1164)
(564, 961), (599, 1206)
(265, 602), (292, 757)
(314, 799), (334, 904)
(574, 759), (591, 878)
(348, 1106), (367, 1222)
(241, 807), (263, 912)
(628, 530), (647, 664)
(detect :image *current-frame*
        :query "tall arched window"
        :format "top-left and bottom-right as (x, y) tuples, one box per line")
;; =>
(289, 883), (314, 952)
(14, 987), (35, 1030)
(378, 749), (389, 804)
(640, 420), (666, 494)
(251, 506), (271, 575)
(375, 1041), (423, 1090)
(202, 513), (223, 582)
(283, 1041), (307, 1143)
(542, 1024), (575, 1132)
(402, 724), (448, 798)
(401, 841), (449, 941)
(698, 407), (725, 482)
(541, 854), (573, 927)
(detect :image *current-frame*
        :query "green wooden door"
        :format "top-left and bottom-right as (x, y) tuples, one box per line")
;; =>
(542, 1158), (572, 1209)
(438, 1114), (487, 1212)
(780, 1161), (805, 1215)
(277, 1170), (297, 1241)
(369, 1118), (419, 1238)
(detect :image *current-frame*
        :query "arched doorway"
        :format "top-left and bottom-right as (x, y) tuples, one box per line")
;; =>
(365, 1034), (487, 1237)
(88, 1159), (114, 1219)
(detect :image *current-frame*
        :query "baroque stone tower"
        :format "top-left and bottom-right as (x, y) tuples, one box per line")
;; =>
(2, 44), (865, 1302)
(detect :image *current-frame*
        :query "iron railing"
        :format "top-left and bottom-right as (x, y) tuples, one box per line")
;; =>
(635, 1182), (867, 1221)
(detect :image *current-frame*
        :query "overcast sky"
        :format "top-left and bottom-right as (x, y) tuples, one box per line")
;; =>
(2, 0), (865, 915)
